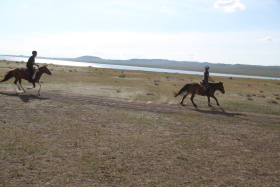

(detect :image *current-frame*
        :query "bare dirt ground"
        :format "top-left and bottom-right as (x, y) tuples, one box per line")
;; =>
(0, 62), (279, 186)
(1, 90), (279, 123)
(0, 88), (279, 186)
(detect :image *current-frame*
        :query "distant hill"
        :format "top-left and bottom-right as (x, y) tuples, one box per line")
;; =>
(74, 56), (105, 62)
(56, 56), (279, 78)
(6, 55), (280, 78)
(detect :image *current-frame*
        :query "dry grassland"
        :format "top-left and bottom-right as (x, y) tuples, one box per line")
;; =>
(0, 60), (279, 186)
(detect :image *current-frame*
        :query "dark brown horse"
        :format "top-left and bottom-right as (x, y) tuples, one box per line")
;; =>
(0, 65), (52, 95)
(173, 82), (225, 107)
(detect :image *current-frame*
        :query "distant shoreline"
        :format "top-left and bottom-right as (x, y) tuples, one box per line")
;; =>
(1, 55), (280, 79)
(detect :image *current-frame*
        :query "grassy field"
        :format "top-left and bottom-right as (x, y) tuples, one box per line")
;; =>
(0, 60), (279, 186)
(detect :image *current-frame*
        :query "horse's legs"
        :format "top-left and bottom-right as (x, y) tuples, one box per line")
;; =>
(211, 95), (220, 106)
(18, 79), (26, 92)
(28, 82), (36, 89)
(28, 81), (41, 96)
(207, 96), (211, 107)
(14, 79), (21, 91)
(37, 82), (41, 96)
(14, 78), (26, 92)
(27, 82), (36, 92)
(180, 93), (189, 106)
(190, 94), (197, 107)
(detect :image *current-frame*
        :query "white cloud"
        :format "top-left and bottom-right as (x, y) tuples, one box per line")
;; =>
(1, 31), (280, 65)
(0, 31), (217, 61)
(214, 0), (245, 13)
(160, 5), (179, 15)
(258, 36), (280, 42)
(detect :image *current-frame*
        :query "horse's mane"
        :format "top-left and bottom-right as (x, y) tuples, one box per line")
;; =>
(209, 82), (221, 85)
(209, 82), (223, 86)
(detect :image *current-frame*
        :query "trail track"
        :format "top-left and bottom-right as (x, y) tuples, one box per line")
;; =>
(1, 90), (279, 124)
(1, 62), (280, 186)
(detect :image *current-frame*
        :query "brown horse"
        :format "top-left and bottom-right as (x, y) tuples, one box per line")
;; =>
(0, 65), (52, 95)
(173, 82), (225, 107)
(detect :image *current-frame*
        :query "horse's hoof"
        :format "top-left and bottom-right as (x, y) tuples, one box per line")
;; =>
(208, 105), (212, 107)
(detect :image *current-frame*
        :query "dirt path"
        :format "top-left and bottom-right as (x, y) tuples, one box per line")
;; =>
(1, 62), (280, 186)
(1, 89), (280, 186)
(1, 90), (279, 124)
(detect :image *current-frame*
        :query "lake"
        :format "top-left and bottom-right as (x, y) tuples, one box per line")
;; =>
(1, 55), (279, 80)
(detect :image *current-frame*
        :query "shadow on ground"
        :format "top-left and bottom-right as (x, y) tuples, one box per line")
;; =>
(187, 106), (246, 118)
(0, 91), (50, 103)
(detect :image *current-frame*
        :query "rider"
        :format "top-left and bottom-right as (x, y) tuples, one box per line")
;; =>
(26, 51), (39, 82)
(203, 65), (214, 96)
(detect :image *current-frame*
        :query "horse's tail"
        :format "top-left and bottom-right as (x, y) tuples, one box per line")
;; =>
(173, 84), (190, 97)
(0, 70), (14, 82)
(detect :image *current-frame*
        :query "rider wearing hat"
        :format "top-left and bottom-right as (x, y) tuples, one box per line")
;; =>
(26, 51), (39, 82)
(203, 65), (214, 96)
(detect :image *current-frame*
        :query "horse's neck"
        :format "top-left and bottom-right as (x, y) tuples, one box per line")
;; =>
(210, 83), (218, 91)
(34, 69), (43, 80)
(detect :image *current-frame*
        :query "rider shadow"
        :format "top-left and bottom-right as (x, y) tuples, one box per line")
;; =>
(190, 106), (246, 118)
(0, 91), (50, 103)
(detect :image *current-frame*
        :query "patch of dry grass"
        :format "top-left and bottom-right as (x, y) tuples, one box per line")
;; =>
(0, 61), (280, 186)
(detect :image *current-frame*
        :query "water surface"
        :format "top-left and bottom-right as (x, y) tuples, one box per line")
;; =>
(1, 55), (279, 80)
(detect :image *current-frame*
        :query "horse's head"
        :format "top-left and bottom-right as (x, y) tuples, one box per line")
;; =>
(217, 82), (225, 94)
(39, 65), (52, 75)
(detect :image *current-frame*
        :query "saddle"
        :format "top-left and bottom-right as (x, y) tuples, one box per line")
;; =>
(199, 82), (210, 96)
(199, 82), (207, 91)
(21, 68), (37, 79)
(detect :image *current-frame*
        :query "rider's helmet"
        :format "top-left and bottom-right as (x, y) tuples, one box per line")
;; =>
(205, 65), (209, 69)
(32, 51), (37, 55)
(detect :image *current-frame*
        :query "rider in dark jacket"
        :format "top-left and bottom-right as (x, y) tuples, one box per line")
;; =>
(203, 65), (214, 96)
(26, 51), (38, 82)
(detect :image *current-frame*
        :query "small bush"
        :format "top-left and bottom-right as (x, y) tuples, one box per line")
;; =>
(118, 74), (126, 78)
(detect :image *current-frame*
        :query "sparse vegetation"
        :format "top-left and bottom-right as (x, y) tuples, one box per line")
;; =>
(0, 60), (279, 186)
(118, 74), (126, 78)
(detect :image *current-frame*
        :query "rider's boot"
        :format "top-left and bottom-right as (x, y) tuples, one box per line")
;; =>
(28, 75), (33, 83)
(206, 88), (210, 96)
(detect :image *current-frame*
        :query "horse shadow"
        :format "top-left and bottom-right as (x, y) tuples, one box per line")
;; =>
(188, 106), (246, 118)
(0, 91), (50, 103)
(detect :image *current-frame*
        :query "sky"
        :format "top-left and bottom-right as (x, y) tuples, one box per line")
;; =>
(0, 0), (279, 66)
